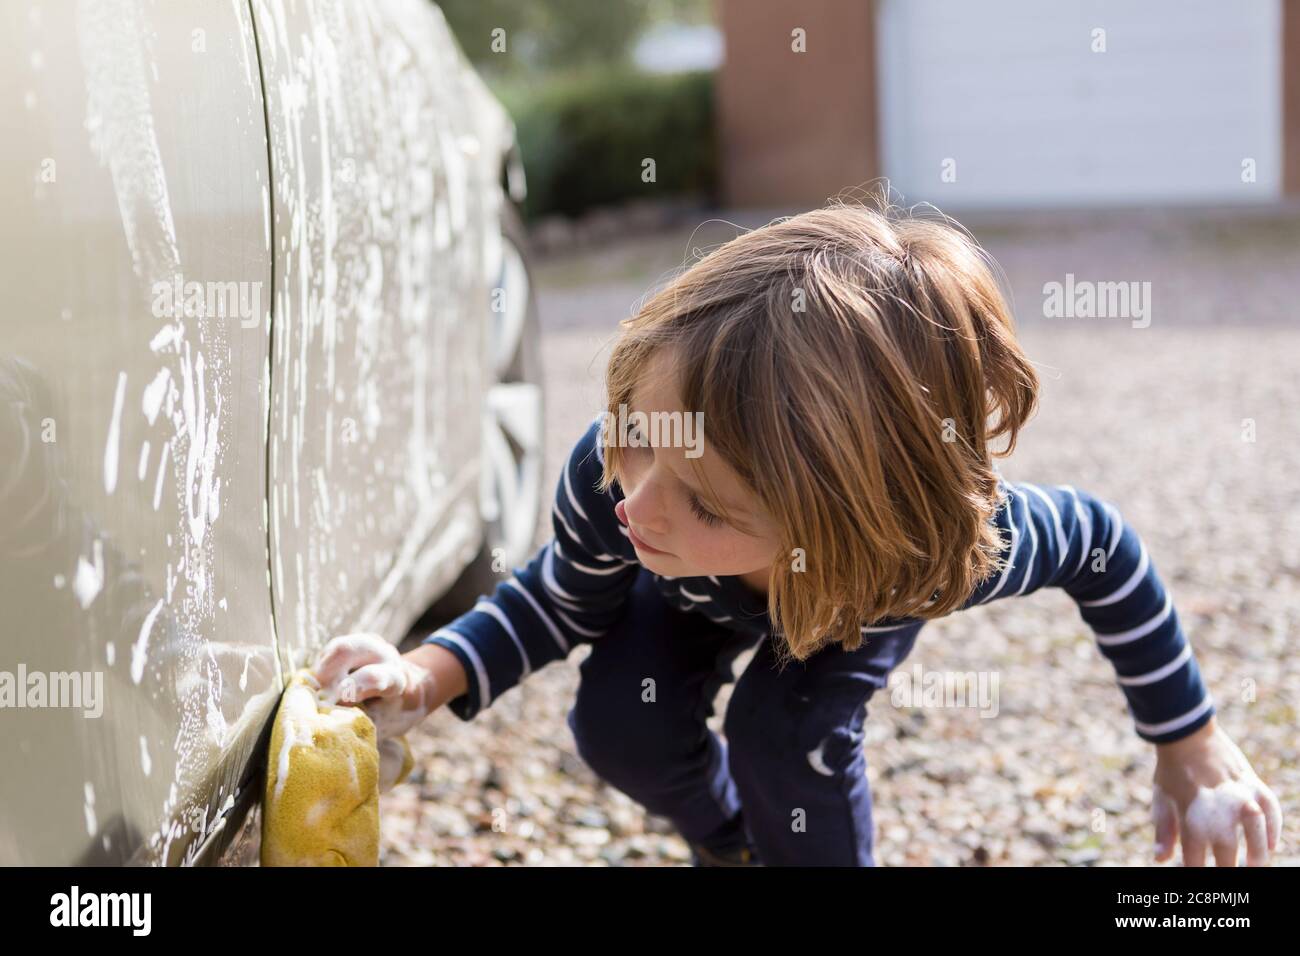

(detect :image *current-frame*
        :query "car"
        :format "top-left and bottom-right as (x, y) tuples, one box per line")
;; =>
(0, 0), (544, 865)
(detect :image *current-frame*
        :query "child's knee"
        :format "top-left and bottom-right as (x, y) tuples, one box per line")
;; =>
(566, 680), (681, 787)
(724, 669), (873, 780)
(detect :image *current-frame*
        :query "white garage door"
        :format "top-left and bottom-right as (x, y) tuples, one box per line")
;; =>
(876, 0), (1282, 207)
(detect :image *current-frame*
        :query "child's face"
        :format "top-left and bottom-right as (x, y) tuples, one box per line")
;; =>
(612, 349), (782, 582)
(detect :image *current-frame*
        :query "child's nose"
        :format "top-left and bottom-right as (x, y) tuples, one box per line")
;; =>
(618, 485), (668, 536)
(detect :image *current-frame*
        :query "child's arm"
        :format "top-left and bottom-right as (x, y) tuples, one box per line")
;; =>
(420, 416), (638, 720)
(314, 416), (639, 729)
(967, 480), (1212, 744)
(969, 480), (1283, 864)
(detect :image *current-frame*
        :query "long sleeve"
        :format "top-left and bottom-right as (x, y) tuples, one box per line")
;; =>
(423, 417), (639, 721)
(966, 480), (1215, 745)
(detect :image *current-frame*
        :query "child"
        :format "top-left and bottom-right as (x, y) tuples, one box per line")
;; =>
(313, 200), (1282, 867)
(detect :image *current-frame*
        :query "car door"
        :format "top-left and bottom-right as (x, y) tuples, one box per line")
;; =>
(248, 0), (493, 676)
(0, 0), (278, 864)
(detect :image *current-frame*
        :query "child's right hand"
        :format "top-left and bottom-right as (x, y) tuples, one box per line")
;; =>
(1151, 717), (1283, 866)
(312, 633), (441, 740)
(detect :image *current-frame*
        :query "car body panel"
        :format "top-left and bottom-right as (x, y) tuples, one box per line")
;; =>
(249, 0), (499, 675)
(0, 0), (278, 864)
(0, 0), (523, 865)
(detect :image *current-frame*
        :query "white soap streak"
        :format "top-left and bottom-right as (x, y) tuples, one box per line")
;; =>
(140, 736), (152, 777)
(205, 670), (228, 749)
(151, 440), (169, 510)
(137, 439), (151, 481)
(103, 371), (127, 494)
(83, 782), (97, 836)
(73, 539), (104, 609)
(273, 684), (316, 802)
(149, 324), (180, 353)
(131, 599), (163, 685)
(345, 750), (358, 794)
(179, 344), (222, 555)
(76, 0), (180, 283)
(141, 367), (170, 425)
(313, 468), (331, 527)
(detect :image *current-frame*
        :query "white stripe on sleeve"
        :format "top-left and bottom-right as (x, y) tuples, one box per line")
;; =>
(1116, 642), (1192, 687)
(429, 627), (492, 710)
(1133, 694), (1214, 738)
(1078, 543), (1149, 608)
(471, 600), (532, 679)
(504, 577), (571, 654)
(1023, 483), (1068, 569)
(1094, 594), (1173, 647)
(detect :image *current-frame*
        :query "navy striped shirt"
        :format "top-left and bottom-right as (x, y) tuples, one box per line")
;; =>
(425, 416), (1214, 745)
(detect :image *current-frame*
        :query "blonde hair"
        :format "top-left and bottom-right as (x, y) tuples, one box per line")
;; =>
(599, 197), (1039, 665)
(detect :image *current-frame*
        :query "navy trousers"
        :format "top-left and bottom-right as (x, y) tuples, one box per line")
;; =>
(566, 567), (922, 866)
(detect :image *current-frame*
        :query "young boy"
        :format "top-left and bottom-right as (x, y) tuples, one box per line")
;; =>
(313, 201), (1282, 867)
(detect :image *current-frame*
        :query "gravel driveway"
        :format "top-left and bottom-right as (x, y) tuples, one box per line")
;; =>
(381, 207), (1300, 866)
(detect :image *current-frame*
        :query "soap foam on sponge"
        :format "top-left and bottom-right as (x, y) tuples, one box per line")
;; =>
(262, 670), (413, 866)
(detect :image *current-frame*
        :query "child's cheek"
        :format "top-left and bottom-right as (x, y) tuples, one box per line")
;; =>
(660, 523), (709, 567)
(679, 527), (754, 574)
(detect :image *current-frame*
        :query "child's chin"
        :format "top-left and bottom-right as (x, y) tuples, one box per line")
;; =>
(636, 549), (682, 575)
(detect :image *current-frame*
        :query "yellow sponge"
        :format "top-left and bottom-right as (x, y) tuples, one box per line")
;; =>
(261, 670), (413, 867)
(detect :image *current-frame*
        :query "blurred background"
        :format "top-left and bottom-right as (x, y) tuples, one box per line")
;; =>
(381, 0), (1300, 865)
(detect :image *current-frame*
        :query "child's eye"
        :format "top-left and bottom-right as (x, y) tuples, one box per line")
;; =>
(688, 492), (724, 527)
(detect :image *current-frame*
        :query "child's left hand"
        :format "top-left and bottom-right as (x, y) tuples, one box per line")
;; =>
(1151, 716), (1283, 866)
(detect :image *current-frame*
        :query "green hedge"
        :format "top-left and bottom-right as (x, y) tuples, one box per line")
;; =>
(495, 68), (716, 221)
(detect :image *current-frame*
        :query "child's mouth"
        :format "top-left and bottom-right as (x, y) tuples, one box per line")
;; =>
(627, 524), (670, 555)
